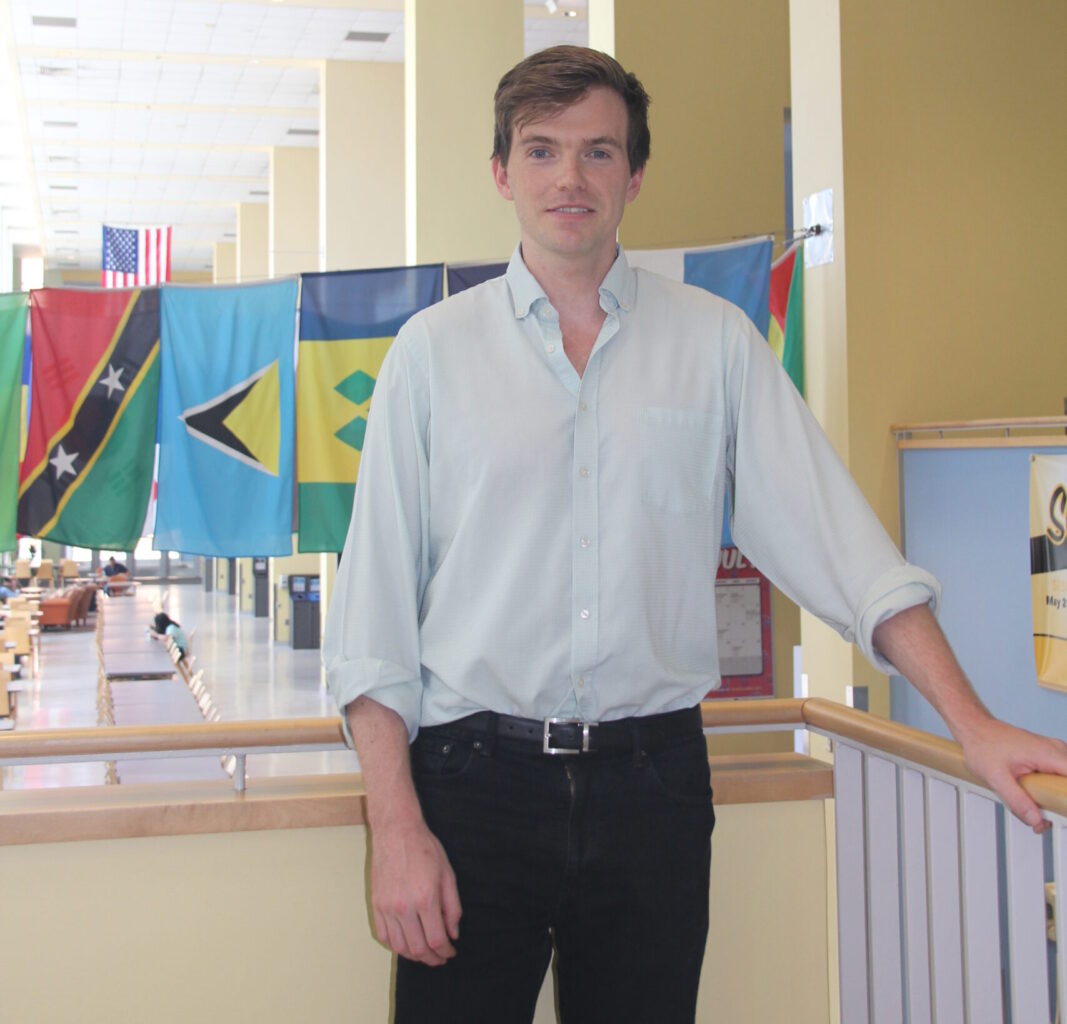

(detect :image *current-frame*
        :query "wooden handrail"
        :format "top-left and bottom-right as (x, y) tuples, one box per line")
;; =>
(2, 699), (1064, 818)
(891, 416), (1067, 436)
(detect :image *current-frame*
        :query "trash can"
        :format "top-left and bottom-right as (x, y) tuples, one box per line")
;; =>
(253, 557), (269, 618)
(290, 575), (321, 650)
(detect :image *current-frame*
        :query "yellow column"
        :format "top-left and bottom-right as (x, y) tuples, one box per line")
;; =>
(405, 0), (522, 265)
(213, 241), (236, 285)
(236, 203), (268, 282)
(270, 147), (319, 278)
(613, 0), (791, 249)
(318, 61), (404, 272)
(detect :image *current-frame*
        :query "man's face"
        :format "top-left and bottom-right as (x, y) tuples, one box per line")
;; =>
(491, 87), (644, 274)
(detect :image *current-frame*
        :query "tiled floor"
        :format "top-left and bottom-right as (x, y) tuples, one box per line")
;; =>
(2, 581), (358, 789)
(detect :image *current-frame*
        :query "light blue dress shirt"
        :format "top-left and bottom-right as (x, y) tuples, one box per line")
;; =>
(323, 246), (939, 741)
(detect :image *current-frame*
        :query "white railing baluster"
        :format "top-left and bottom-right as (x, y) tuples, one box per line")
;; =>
(926, 777), (966, 1023)
(1004, 812), (1051, 1024)
(1055, 819), (1065, 1024)
(900, 767), (932, 1024)
(865, 755), (903, 1023)
(835, 742), (871, 1023)
(959, 790), (1003, 1023)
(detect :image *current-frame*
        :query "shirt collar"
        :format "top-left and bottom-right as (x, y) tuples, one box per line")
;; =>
(505, 244), (636, 319)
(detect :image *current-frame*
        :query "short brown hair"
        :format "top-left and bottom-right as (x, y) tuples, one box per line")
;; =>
(493, 45), (651, 173)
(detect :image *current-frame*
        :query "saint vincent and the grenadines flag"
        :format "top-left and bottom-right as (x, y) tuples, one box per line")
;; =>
(297, 264), (443, 552)
(17, 288), (159, 550)
(0, 294), (28, 552)
(155, 279), (298, 556)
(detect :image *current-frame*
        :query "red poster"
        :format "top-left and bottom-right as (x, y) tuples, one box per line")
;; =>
(707, 547), (774, 699)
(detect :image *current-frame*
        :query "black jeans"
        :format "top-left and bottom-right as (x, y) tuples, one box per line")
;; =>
(394, 713), (715, 1024)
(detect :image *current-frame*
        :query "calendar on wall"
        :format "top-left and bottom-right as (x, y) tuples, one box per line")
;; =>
(709, 547), (774, 699)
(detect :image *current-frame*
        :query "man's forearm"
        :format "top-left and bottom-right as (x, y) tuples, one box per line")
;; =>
(871, 604), (990, 744)
(346, 695), (424, 831)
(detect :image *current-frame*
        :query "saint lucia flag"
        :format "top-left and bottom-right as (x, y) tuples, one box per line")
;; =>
(18, 288), (159, 550)
(297, 264), (442, 552)
(682, 237), (773, 337)
(155, 279), (298, 556)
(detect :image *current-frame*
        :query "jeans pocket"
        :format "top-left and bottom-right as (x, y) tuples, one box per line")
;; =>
(643, 735), (714, 809)
(409, 733), (478, 780)
(639, 406), (720, 514)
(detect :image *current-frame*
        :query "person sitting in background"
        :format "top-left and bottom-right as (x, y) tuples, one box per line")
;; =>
(101, 556), (128, 578)
(150, 613), (188, 659)
(0, 575), (18, 602)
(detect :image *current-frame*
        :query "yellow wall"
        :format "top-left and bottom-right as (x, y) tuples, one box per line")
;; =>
(57, 268), (211, 286)
(614, 0), (791, 250)
(0, 802), (829, 1023)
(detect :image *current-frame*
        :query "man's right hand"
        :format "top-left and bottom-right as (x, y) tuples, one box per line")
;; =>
(346, 695), (463, 967)
(369, 816), (462, 966)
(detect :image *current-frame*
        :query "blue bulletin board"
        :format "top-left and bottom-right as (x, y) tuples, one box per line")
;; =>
(893, 445), (1067, 740)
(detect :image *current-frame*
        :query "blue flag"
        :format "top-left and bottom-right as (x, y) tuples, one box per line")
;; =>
(155, 279), (298, 556)
(446, 261), (507, 296)
(297, 265), (443, 552)
(683, 238), (773, 337)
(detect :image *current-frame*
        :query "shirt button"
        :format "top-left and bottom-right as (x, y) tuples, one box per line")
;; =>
(579, 467), (590, 478)
(579, 536), (590, 548)
(579, 608), (590, 620)
(576, 676), (585, 688)
(547, 344), (556, 354)
(579, 401), (588, 411)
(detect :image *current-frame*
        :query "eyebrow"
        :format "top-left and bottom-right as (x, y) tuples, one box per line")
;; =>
(519, 133), (624, 149)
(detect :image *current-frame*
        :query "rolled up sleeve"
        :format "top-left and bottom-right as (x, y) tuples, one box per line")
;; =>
(322, 328), (431, 744)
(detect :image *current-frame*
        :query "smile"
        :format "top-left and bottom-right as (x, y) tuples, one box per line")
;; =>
(551, 206), (592, 213)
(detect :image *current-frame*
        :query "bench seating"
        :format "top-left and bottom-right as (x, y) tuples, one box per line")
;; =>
(38, 585), (96, 629)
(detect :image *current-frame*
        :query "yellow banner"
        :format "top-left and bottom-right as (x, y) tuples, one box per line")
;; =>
(1029, 454), (1067, 692)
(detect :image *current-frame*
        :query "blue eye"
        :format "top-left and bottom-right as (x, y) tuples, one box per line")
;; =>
(530, 148), (551, 159)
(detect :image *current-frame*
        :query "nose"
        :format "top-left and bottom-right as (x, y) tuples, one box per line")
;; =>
(555, 152), (584, 191)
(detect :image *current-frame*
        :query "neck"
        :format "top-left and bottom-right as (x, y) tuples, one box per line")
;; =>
(521, 244), (617, 319)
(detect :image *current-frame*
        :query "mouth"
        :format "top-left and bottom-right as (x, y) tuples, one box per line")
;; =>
(549, 206), (593, 214)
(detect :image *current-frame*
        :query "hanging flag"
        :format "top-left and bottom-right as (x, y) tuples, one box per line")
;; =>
(682, 237), (773, 336)
(17, 288), (160, 549)
(297, 264), (443, 552)
(446, 260), (507, 296)
(155, 279), (298, 556)
(102, 225), (172, 288)
(0, 294), (28, 552)
(768, 241), (805, 396)
(1030, 454), (1067, 692)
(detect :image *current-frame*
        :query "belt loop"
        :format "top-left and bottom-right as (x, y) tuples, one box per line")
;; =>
(631, 719), (644, 769)
(480, 711), (497, 756)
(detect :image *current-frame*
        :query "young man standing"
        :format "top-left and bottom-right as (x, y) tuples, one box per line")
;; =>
(324, 46), (1067, 1023)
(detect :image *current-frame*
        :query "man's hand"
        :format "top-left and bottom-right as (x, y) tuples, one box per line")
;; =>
(347, 695), (463, 965)
(369, 816), (462, 966)
(874, 604), (1067, 833)
(953, 716), (1067, 834)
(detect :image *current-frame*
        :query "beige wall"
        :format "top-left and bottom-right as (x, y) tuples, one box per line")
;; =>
(0, 802), (829, 1023)
(236, 202), (269, 282)
(405, 0), (521, 264)
(319, 61), (405, 272)
(270, 146), (319, 278)
(213, 241), (237, 285)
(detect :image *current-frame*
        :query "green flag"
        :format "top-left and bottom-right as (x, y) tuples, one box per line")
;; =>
(0, 294), (27, 552)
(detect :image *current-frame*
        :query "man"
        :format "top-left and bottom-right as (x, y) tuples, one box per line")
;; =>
(323, 45), (1067, 1023)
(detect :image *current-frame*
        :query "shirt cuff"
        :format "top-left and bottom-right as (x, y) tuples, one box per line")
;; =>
(854, 565), (943, 675)
(325, 658), (423, 746)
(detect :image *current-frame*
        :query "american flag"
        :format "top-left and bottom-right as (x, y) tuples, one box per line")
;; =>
(101, 224), (172, 288)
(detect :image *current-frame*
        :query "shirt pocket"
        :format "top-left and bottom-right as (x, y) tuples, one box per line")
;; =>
(639, 406), (720, 514)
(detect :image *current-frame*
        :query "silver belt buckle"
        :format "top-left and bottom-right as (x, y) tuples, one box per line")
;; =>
(543, 717), (595, 755)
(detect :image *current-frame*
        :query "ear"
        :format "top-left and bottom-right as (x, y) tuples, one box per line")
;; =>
(625, 164), (646, 204)
(491, 155), (514, 201)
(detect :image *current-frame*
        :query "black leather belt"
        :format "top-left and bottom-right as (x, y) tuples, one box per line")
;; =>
(427, 705), (703, 756)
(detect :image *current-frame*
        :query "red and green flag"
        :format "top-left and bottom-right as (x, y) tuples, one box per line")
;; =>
(768, 241), (804, 395)
(17, 288), (160, 549)
(0, 293), (28, 552)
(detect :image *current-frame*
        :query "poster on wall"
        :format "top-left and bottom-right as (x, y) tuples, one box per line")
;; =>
(710, 547), (775, 699)
(1030, 454), (1067, 693)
